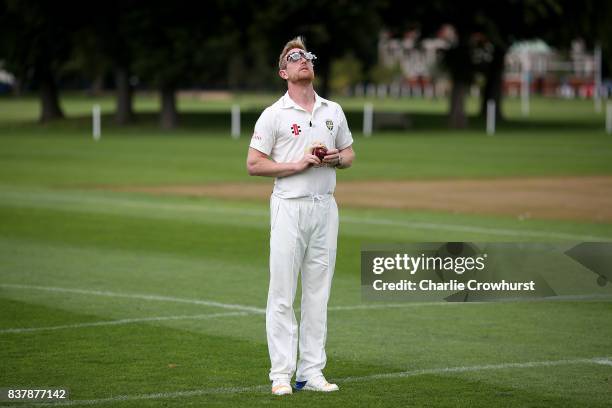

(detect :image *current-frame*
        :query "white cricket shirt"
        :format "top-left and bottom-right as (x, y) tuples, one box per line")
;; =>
(250, 92), (353, 199)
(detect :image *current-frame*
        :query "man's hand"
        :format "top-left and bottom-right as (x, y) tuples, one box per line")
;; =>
(296, 153), (322, 172)
(247, 147), (349, 177)
(322, 148), (340, 167)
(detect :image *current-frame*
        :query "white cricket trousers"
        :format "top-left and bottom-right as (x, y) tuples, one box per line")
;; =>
(266, 193), (338, 382)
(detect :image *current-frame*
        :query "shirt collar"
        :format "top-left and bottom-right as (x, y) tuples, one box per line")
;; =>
(281, 91), (328, 111)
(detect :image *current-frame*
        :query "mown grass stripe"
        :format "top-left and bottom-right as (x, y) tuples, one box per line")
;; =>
(1, 189), (610, 241)
(5, 356), (609, 407)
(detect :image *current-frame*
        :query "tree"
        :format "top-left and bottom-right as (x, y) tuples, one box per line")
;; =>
(127, 2), (231, 129)
(0, 0), (74, 122)
(330, 54), (364, 95)
(248, 0), (382, 98)
(476, 1), (566, 121)
(540, 0), (612, 79)
(381, 0), (482, 128)
(421, 2), (482, 128)
(86, 1), (140, 125)
(381, 0), (570, 127)
(443, 32), (477, 128)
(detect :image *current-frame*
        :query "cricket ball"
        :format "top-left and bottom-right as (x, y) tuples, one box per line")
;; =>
(312, 146), (328, 161)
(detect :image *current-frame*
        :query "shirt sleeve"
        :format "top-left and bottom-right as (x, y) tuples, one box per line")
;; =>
(335, 105), (353, 150)
(250, 108), (276, 155)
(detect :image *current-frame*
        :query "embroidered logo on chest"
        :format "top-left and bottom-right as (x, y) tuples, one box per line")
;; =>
(290, 123), (302, 136)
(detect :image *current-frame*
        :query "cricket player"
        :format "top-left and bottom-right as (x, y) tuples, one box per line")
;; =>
(246, 36), (355, 396)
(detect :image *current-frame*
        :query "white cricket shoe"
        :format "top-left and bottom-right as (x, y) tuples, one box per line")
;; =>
(300, 375), (339, 392)
(271, 380), (292, 396)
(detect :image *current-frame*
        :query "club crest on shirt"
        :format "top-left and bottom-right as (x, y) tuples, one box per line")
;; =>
(290, 123), (302, 136)
(325, 119), (334, 131)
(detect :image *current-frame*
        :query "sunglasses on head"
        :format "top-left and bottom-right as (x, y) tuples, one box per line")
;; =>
(286, 50), (317, 63)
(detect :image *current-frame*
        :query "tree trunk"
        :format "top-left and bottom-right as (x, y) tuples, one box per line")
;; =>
(115, 66), (134, 125)
(37, 66), (64, 122)
(449, 79), (468, 128)
(443, 36), (472, 129)
(160, 84), (178, 129)
(12, 78), (23, 96)
(480, 46), (507, 121)
(91, 75), (104, 95)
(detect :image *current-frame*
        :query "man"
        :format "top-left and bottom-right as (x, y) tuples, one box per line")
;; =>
(246, 36), (355, 396)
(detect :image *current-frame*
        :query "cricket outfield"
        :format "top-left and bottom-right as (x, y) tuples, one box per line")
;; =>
(1, 94), (611, 407)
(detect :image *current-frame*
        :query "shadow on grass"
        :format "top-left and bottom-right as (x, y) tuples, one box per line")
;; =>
(0, 110), (603, 137)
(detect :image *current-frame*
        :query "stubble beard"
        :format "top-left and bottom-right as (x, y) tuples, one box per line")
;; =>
(290, 69), (314, 85)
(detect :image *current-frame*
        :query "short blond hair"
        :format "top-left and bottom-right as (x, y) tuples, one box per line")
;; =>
(278, 36), (307, 70)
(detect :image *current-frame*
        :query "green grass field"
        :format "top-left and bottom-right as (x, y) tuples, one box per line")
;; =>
(1, 94), (611, 407)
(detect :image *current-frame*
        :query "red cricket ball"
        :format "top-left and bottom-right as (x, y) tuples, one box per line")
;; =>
(312, 146), (328, 161)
